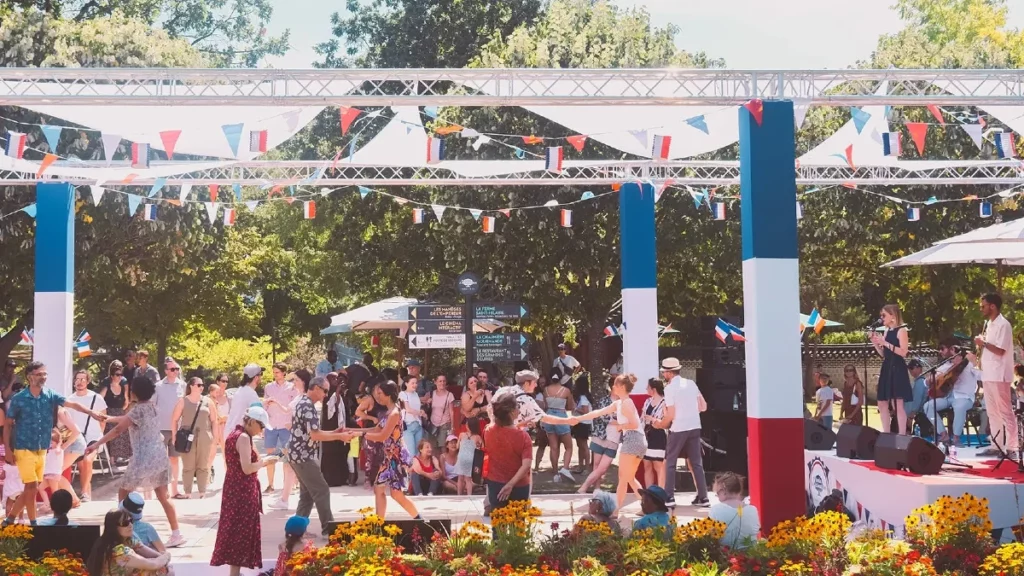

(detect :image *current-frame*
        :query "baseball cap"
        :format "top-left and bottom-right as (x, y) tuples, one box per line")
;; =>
(515, 370), (539, 384)
(284, 515), (310, 537)
(589, 490), (617, 516)
(557, 343), (567, 350)
(907, 359), (923, 370)
(245, 406), (272, 430)
(121, 492), (145, 521)
(405, 358), (422, 368)
(243, 364), (263, 379)
(639, 485), (669, 507)
(445, 434), (458, 443)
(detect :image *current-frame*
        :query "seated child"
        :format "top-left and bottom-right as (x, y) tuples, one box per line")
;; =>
(274, 516), (313, 576)
(707, 472), (760, 549)
(38, 489), (76, 526)
(121, 492), (167, 553)
(632, 486), (674, 536)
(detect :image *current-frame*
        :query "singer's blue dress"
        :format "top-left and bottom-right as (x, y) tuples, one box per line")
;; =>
(877, 326), (913, 402)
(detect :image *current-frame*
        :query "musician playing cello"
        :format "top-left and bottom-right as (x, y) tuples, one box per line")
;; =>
(922, 337), (981, 447)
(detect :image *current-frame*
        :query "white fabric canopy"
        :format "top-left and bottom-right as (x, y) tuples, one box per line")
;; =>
(934, 215), (1024, 244)
(884, 241), (1024, 267)
(320, 296), (506, 336)
(800, 82), (892, 166)
(0, 153), (234, 181)
(930, 80), (1024, 138)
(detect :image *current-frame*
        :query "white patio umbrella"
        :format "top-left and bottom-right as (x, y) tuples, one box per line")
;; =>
(320, 297), (505, 336)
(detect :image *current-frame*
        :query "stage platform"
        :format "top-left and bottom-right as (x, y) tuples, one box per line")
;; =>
(804, 446), (1024, 538)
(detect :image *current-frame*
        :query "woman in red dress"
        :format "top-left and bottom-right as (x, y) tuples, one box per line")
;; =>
(211, 406), (275, 576)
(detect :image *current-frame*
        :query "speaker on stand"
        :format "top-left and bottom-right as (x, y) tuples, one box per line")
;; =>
(696, 316), (747, 474)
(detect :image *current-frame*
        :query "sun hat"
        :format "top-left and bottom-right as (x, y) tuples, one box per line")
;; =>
(660, 358), (682, 371)
(639, 485), (670, 507)
(121, 492), (145, 522)
(589, 490), (617, 516)
(515, 370), (539, 385)
(284, 515), (310, 537)
(245, 406), (272, 430)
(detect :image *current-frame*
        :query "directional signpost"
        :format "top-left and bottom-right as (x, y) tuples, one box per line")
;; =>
(473, 333), (529, 362)
(409, 319), (465, 334)
(408, 334), (467, 349)
(473, 303), (528, 321)
(410, 305), (464, 320)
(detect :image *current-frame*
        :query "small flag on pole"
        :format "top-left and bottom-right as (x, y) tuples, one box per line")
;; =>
(5, 132), (26, 159)
(426, 137), (445, 164)
(20, 328), (33, 345)
(412, 208), (425, 224)
(714, 319), (730, 343)
(980, 201), (993, 218)
(603, 325), (621, 337)
(995, 133), (1016, 158)
(76, 340), (91, 358)
(76, 330), (90, 342)
(481, 215), (495, 233)
(131, 143), (150, 169)
(727, 323), (746, 342)
(560, 209), (572, 228)
(713, 202), (726, 220)
(908, 207), (921, 221)
(143, 205), (157, 221)
(303, 200), (316, 219)
(249, 130), (268, 153)
(881, 132), (901, 157)
(223, 208), (237, 226)
(545, 146), (563, 173)
(796, 202), (803, 220)
(651, 134), (672, 161)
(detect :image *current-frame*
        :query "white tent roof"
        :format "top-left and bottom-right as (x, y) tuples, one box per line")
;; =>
(884, 241), (1024, 267)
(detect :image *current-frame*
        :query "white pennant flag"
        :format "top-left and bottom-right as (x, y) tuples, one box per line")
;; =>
(101, 133), (121, 165)
(284, 110), (301, 132)
(204, 202), (218, 224)
(178, 183), (193, 203)
(962, 123), (984, 151)
(472, 135), (492, 151)
(461, 128), (480, 139)
(432, 204), (446, 221)
(89, 185), (104, 206)
(245, 200), (260, 212)
(793, 98), (811, 130)
(628, 129), (649, 149)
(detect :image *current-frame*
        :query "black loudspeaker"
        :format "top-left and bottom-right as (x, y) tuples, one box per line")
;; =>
(836, 423), (880, 460)
(325, 519), (451, 553)
(804, 418), (837, 450)
(696, 366), (745, 412)
(699, 411), (747, 474)
(874, 433), (945, 475)
(27, 525), (101, 561)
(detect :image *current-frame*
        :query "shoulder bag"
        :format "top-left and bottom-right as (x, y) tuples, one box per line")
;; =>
(174, 399), (204, 454)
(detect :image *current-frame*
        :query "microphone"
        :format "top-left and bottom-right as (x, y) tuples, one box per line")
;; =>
(868, 318), (883, 330)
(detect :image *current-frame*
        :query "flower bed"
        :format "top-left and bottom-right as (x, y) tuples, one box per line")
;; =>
(281, 495), (1022, 576)
(0, 525), (88, 576)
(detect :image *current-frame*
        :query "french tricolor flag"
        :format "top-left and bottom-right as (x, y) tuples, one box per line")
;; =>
(5, 132), (26, 159)
(713, 202), (726, 220)
(980, 201), (993, 218)
(223, 208), (237, 226)
(426, 137), (445, 164)
(481, 215), (495, 233)
(907, 207), (921, 221)
(545, 146), (563, 173)
(412, 208), (425, 224)
(303, 200), (316, 219)
(651, 134), (671, 161)
(995, 133), (1016, 158)
(143, 204), (157, 221)
(560, 209), (572, 228)
(131, 143), (150, 168)
(249, 130), (268, 153)
(20, 328), (33, 345)
(714, 318), (730, 343)
(603, 324), (621, 337)
(881, 132), (901, 157)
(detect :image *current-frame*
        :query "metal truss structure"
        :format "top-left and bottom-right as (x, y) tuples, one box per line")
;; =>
(1, 68), (1024, 106)
(5, 160), (1023, 186)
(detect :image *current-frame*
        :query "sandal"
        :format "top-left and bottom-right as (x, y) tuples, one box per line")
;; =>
(173, 494), (189, 500)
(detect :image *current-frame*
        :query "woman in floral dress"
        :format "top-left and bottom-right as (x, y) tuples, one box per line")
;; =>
(211, 406), (274, 576)
(86, 509), (171, 576)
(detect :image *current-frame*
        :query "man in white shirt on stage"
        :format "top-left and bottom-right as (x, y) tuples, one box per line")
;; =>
(922, 338), (980, 446)
(976, 293), (1017, 457)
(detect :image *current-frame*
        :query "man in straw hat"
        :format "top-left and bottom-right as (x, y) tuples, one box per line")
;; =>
(652, 357), (709, 508)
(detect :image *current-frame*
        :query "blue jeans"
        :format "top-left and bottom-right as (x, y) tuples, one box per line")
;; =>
(821, 415), (833, 431)
(411, 472), (442, 495)
(403, 420), (423, 456)
(923, 396), (974, 438)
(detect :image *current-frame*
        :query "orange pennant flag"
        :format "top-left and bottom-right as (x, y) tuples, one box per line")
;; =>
(926, 105), (945, 125)
(522, 136), (544, 145)
(166, 199), (182, 206)
(209, 184), (219, 202)
(906, 122), (928, 156)
(963, 194), (979, 201)
(743, 99), (764, 126)
(284, 197), (296, 205)
(159, 130), (182, 160)
(611, 183), (622, 192)
(36, 153), (57, 178)
(566, 135), (588, 152)
(842, 181), (857, 189)
(121, 173), (139, 184)
(434, 125), (463, 135)
(844, 144), (855, 170)
(339, 106), (362, 136)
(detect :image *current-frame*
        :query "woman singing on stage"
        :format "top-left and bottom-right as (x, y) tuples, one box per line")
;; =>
(871, 304), (912, 435)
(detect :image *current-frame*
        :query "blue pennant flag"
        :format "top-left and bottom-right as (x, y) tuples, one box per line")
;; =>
(40, 125), (62, 151)
(685, 115), (709, 135)
(423, 106), (439, 119)
(148, 177), (167, 198)
(221, 123), (244, 157)
(580, 191), (595, 200)
(127, 194), (142, 216)
(691, 190), (705, 209)
(233, 183), (242, 202)
(21, 204), (37, 218)
(851, 107), (871, 134)
(469, 209), (482, 221)
(358, 186), (371, 200)
(513, 147), (525, 159)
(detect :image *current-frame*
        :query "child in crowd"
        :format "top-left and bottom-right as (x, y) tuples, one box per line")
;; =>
(707, 472), (760, 549)
(121, 492), (167, 553)
(2, 451), (22, 522)
(42, 429), (65, 510)
(454, 418), (482, 495)
(814, 373), (835, 430)
(632, 486), (673, 535)
(275, 515), (313, 576)
(38, 489), (75, 526)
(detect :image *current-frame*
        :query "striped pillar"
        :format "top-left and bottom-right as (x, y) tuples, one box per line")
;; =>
(739, 101), (805, 530)
(620, 181), (657, 394)
(34, 183), (76, 397)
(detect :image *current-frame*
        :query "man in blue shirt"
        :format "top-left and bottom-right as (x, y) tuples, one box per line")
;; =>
(121, 492), (166, 552)
(903, 359), (929, 435)
(3, 361), (106, 526)
(315, 349), (344, 378)
(632, 485), (674, 536)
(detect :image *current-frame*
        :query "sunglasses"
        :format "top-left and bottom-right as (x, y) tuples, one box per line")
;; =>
(217, 378), (228, 383)
(168, 367), (180, 372)
(119, 519), (133, 527)
(191, 382), (204, 388)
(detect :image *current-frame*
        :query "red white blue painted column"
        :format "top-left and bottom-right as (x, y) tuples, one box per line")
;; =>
(739, 101), (805, 530)
(34, 183), (76, 397)
(619, 181), (658, 395)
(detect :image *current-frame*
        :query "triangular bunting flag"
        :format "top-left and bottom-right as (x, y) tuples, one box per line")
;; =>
(844, 144), (855, 169)
(358, 186), (371, 200)
(159, 130), (181, 160)
(469, 209), (482, 221)
(685, 115), (709, 135)
(927, 104), (945, 125)
(21, 204), (36, 218)
(472, 135), (492, 151)
(127, 194), (142, 216)
(522, 135), (544, 145)
(743, 99), (764, 126)
(245, 200), (259, 212)
(566, 134), (587, 152)
(40, 125), (62, 152)
(691, 189), (706, 209)
(460, 128), (480, 139)
(284, 110), (301, 132)
(499, 209), (511, 218)
(179, 183), (192, 203)
(209, 184), (219, 203)
(962, 124), (984, 150)
(423, 106), (439, 119)
(89, 185), (104, 206)
(221, 123), (244, 158)
(233, 183), (242, 202)
(850, 107), (871, 134)
(793, 98), (811, 130)
(581, 191), (595, 200)
(204, 202), (218, 224)
(147, 177), (167, 198)
(906, 122), (928, 156)
(431, 204), (446, 221)
(36, 153), (57, 178)
(435, 125), (463, 136)
(101, 133), (121, 164)
(628, 129), (649, 149)
(339, 106), (361, 135)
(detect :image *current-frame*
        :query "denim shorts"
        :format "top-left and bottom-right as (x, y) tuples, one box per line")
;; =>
(264, 428), (291, 452)
(65, 437), (87, 456)
(589, 441), (617, 458)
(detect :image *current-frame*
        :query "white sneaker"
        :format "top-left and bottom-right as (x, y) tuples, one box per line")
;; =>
(269, 499), (291, 510)
(558, 468), (575, 482)
(165, 534), (186, 548)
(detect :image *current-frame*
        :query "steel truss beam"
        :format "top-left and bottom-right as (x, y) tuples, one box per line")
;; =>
(6, 161), (1023, 186)
(1, 68), (1024, 106)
